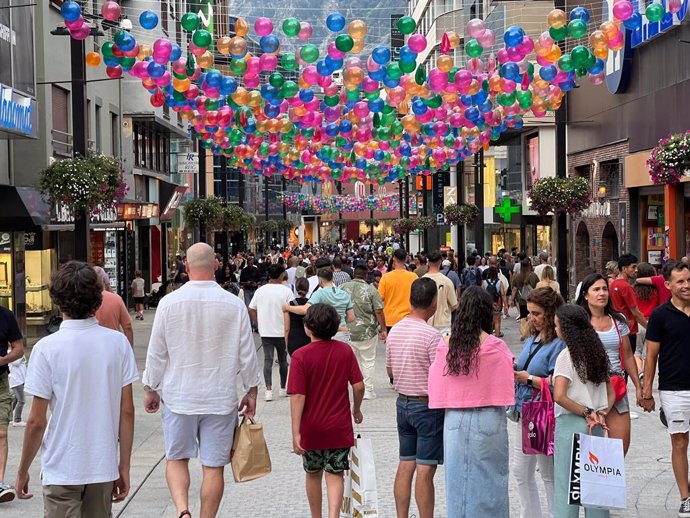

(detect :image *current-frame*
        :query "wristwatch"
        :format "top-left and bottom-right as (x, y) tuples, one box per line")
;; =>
(526, 375), (534, 387)
(583, 406), (594, 418)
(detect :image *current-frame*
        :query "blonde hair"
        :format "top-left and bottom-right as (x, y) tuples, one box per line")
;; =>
(541, 265), (554, 281)
(605, 260), (619, 278)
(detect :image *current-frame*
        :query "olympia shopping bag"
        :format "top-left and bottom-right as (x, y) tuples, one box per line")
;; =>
(230, 417), (272, 483)
(340, 436), (379, 518)
(521, 378), (555, 456)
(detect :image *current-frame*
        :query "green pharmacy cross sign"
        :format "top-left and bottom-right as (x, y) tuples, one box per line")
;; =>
(495, 197), (521, 223)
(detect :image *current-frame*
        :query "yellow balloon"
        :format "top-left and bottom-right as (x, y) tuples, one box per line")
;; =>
(248, 90), (262, 107)
(235, 17), (249, 37)
(348, 19), (367, 39)
(232, 87), (249, 106)
(137, 44), (152, 60)
(437, 55), (454, 73)
(547, 9), (567, 29)
(217, 36), (232, 55)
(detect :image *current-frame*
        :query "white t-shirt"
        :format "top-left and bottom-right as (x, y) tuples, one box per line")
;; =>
(306, 276), (319, 297)
(25, 318), (139, 485)
(553, 348), (608, 417)
(286, 267), (298, 292)
(131, 277), (145, 297)
(248, 283), (295, 337)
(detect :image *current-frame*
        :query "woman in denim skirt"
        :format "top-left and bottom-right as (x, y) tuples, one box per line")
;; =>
(428, 286), (515, 517)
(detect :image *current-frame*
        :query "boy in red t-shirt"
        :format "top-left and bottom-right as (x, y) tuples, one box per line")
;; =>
(610, 254), (648, 356)
(288, 303), (364, 518)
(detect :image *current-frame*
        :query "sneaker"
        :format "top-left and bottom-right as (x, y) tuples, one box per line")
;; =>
(678, 496), (690, 517)
(0, 483), (16, 503)
(279, 388), (287, 398)
(264, 390), (273, 401)
(363, 390), (377, 400)
(11, 421), (26, 427)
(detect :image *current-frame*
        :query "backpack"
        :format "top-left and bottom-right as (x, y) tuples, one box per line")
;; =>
(518, 274), (537, 303)
(485, 277), (501, 302)
(461, 267), (481, 290)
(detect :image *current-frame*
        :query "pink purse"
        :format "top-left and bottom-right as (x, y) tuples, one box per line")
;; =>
(521, 378), (555, 456)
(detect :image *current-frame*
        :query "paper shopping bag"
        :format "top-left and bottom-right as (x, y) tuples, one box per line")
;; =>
(230, 417), (271, 483)
(579, 433), (626, 509)
(568, 432), (581, 506)
(521, 380), (555, 456)
(340, 436), (378, 518)
(519, 318), (531, 340)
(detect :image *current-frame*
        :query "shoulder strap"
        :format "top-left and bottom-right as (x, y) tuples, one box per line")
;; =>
(612, 317), (625, 365)
(522, 340), (545, 372)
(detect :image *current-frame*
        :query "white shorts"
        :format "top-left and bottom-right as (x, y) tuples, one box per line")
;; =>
(162, 407), (237, 467)
(659, 390), (690, 434)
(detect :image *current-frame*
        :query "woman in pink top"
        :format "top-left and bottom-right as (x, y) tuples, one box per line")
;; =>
(428, 286), (515, 518)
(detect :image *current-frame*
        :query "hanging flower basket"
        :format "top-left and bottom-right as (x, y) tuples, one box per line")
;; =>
(277, 220), (294, 231)
(333, 218), (348, 227)
(38, 154), (128, 216)
(183, 196), (223, 227)
(364, 218), (380, 227)
(392, 218), (416, 234)
(414, 215), (437, 230)
(527, 177), (592, 216)
(443, 203), (480, 225)
(211, 205), (255, 231)
(258, 220), (279, 233)
(648, 130), (690, 184)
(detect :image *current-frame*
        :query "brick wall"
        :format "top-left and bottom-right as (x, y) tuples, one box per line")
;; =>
(568, 141), (630, 287)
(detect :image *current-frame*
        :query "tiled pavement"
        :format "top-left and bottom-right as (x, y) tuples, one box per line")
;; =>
(2, 308), (683, 517)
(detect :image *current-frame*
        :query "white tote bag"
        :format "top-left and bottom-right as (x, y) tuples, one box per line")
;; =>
(579, 433), (627, 510)
(339, 436), (379, 518)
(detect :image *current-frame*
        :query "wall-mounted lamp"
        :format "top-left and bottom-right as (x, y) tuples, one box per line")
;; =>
(597, 183), (607, 201)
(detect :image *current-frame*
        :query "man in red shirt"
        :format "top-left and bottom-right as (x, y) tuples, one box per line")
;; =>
(288, 303), (364, 518)
(610, 254), (648, 354)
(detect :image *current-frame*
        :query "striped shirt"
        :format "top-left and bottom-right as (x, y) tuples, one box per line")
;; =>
(386, 316), (442, 396)
(333, 270), (352, 287)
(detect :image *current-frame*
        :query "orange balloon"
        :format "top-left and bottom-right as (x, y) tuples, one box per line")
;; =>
(600, 20), (619, 40)
(217, 36), (232, 55)
(229, 37), (247, 57)
(351, 38), (365, 53)
(593, 46), (609, 59)
(142, 77), (157, 90)
(589, 30), (607, 49)
(446, 31), (460, 49)
(248, 90), (262, 107)
(348, 20), (367, 39)
(197, 51), (214, 68)
(235, 17), (249, 37)
(85, 51), (101, 67)
(137, 44), (152, 60)
(437, 55), (454, 73)
(547, 9), (567, 29)
(546, 44), (561, 62)
(172, 77), (190, 92)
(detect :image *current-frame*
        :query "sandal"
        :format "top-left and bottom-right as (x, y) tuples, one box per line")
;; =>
(179, 512), (191, 518)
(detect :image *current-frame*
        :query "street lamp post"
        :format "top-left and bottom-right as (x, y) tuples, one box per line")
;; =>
(70, 36), (89, 262)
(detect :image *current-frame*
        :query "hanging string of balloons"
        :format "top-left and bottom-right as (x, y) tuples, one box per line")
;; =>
(279, 192), (401, 213)
(58, 0), (671, 185)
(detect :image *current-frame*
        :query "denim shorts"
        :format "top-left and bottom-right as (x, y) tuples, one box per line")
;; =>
(396, 396), (444, 465)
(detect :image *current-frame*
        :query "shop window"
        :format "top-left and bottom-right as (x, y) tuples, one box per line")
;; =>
(51, 86), (71, 157)
(95, 104), (102, 153)
(111, 112), (119, 157)
(26, 247), (56, 317)
(524, 133), (539, 190)
(575, 164), (591, 181)
(600, 160), (620, 198)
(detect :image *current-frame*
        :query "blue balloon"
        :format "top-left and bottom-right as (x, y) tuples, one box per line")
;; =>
(260, 83), (277, 100)
(368, 97), (384, 113)
(369, 67), (386, 81)
(503, 26), (525, 47)
(316, 60), (331, 76)
(264, 104), (280, 118)
(339, 119), (353, 133)
(103, 56), (120, 67)
(588, 58), (605, 75)
(479, 100), (493, 113)
(61, 1), (81, 22)
(115, 31), (136, 52)
(147, 61), (166, 78)
(465, 106), (480, 122)
(299, 89), (315, 102)
(372, 46), (391, 65)
(623, 12), (642, 30)
(539, 65), (558, 81)
(170, 44), (182, 62)
(325, 55), (343, 71)
(398, 45), (417, 63)
(374, 149), (384, 161)
(326, 12), (346, 32)
(569, 6), (590, 23)
(382, 75), (399, 88)
(559, 80), (575, 92)
(139, 10), (159, 30)
(412, 99), (428, 115)
(205, 70), (222, 88)
(500, 62), (520, 81)
(325, 123), (340, 137)
(260, 35), (280, 54)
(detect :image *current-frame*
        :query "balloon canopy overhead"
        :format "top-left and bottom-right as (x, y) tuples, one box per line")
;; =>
(61, 0), (652, 185)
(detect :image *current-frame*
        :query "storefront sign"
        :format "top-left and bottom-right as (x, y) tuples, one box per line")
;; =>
(582, 200), (611, 218)
(117, 202), (160, 220)
(177, 152), (199, 174)
(0, 85), (37, 138)
(443, 186), (457, 206)
(494, 197), (521, 223)
(160, 186), (187, 221)
(605, 0), (689, 94)
(53, 204), (119, 224)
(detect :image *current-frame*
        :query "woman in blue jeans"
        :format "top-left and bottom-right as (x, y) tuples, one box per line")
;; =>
(428, 287), (515, 517)
(553, 305), (615, 518)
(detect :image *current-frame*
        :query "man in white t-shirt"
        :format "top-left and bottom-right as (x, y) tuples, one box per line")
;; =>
(15, 262), (138, 517)
(285, 256), (300, 293)
(534, 251), (556, 281)
(249, 263), (295, 401)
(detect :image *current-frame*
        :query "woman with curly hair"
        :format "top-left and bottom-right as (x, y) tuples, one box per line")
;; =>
(576, 273), (641, 455)
(511, 287), (565, 518)
(428, 286), (515, 517)
(553, 304), (614, 518)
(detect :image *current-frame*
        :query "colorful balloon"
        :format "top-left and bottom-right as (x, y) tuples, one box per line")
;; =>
(326, 12), (346, 32)
(139, 10), (159, 30)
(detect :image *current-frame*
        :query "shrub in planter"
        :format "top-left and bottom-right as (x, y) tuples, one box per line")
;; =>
(392, 218), (416, 234)
(414, 215), (437, 230)
(443, 203), (480, 225)
(183, 197), (223, 227)
(364, 218), (380, 227)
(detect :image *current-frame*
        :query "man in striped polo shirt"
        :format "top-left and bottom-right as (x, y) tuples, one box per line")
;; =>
(385, 277), (443, 518)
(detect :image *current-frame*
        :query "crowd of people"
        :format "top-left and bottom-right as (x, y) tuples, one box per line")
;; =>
(2, 238), (690, 518)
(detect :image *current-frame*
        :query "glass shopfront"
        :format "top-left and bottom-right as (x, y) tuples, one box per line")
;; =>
(25, 231), (56, 319)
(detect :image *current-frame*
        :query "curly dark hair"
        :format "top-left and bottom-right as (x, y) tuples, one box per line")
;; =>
(576, 273), (626, 323)
(304, 303), (340, 341)
(634, 262), (657, 301)
(556, 305), (610, 385)
(49, 261), (103, 319)
(525, 287), (564, 344)
(445, 286), (493, 376)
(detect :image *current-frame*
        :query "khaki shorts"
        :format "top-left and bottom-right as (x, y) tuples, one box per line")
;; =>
(43, 482), (113, 518)
(0, 374), (11, 428)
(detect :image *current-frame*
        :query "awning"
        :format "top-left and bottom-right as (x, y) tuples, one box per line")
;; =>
(0, 185), (50, 230)
(159, 181), (188, 222)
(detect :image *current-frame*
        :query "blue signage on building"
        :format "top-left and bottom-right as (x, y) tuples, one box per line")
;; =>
(0, 85), (37, 138)
(605, 0), (689, 93)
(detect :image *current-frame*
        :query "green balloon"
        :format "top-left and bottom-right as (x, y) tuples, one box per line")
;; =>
(443, 135), (455, 147)
(181, 12), (200, 32)
(549, 25), (568, 42)
(281, 80), (298, 98)
(570, 45), (590, 67)
(465, 39), (483, 58)
(172, 91), (186, 102)
(415, 66), (426, 85)
(102, 41), (115, 58)
(516, 90), (532, 110)
(646, 2), (664, 22)
(346, 88), (359, 101)
(281, 52), (297, 71)
(557, 54), (573, 72)
(230, 58), (247, 76)
(575, 66), (588, 78)
(391, 120), (403, 135)
(567, 19), (587, 39)
(497, 92), (516, 106)
(425, 95), (442, 109)
(192, 29), (212, 48)
(448, 66), (459, 82)
(282, 17), (300, 37)
(397, 16), (416, 35)
(119, 56), (135, 68)
(335, 34), (354, 52)
(300, 44), (319, 63)
(387, 62), (403, 80)
(269, 72), (285, 88)
(364, 90), (380, 101)
(205, 98), (219, 110)
(399, 59), (416, 73)
(324, 95), (340, 107)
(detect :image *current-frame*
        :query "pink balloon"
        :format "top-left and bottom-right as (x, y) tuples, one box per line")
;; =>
(408, 34), (427, 53)
(259, 53), (278, 71)
(496, 49), (510, 64)
(477, 29), (495, 48)
(298, 22), (313, 40)
(466, 18), (486, 39)
(244, 75), (260, 88)
(669, 0), (683, 13)
(65, 16), (84, 30)
(538, 31), (554, 49)
(328, 42), (346, 60)
(302, 66), (319, 85)
(612, 0), (634, 21)
(246, 56), (261, 75)
(101, 1), (121, 22)
(254, 17), (274, 37)
(70, 23), (91, 41)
